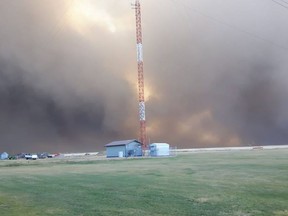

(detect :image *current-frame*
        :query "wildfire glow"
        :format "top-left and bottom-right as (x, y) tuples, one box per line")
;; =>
(125, 72), (156, 102)
(145, 86), (153, 101)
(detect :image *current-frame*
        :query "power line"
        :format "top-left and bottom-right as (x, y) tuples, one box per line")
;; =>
(169, 0), (288, 52)
(279, 0), (288, 5)
(271, 0), (288, 10)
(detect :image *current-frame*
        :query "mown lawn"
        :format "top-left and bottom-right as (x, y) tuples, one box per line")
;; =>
(0, 149), (287, 216)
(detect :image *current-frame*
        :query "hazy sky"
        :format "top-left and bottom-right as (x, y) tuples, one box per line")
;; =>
(1, 0), (288, 153)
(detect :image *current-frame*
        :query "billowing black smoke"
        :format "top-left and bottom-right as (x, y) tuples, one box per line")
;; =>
(230, 67), (288, 145)
(1, 0), (288, 153)
(211, 60), (288, 146)
(0, 60), (110, 153)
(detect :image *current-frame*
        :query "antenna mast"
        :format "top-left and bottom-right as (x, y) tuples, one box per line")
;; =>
(133, 0), (147, 149)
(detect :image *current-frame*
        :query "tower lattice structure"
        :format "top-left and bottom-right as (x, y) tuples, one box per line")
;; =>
(133, 0), (147, 149)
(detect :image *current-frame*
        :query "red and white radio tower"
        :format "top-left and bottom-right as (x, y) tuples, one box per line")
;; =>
(133, 0), (147, 149)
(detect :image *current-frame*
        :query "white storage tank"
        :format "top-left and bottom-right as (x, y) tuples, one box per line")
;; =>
(149, 143), (170, 156)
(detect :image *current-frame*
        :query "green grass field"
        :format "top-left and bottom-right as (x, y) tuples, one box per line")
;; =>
(0, 149), (287, 216)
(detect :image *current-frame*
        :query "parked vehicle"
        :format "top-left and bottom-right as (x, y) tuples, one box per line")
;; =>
(47, 153), (60, 158)
(38, 152), (49, 159)
(16, 153), (26, 159)
(25, 154), (38, 160)
(8, 155), (17, 160)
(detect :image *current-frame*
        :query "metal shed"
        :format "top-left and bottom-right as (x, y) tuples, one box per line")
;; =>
(0, 152), (9, 160)
(149, 143), (170, 156)
(105, 140), (142, 158)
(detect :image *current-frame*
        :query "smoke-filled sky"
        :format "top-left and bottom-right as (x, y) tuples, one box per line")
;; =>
(1, 0), (288, 153)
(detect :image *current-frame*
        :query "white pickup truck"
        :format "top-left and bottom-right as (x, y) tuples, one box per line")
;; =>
(25, 154), (38, 160)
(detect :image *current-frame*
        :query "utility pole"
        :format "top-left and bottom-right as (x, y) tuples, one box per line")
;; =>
(132, 0), (147, 150)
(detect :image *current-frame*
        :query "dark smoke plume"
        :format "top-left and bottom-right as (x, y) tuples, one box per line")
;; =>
(1, 0), (288, 153)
